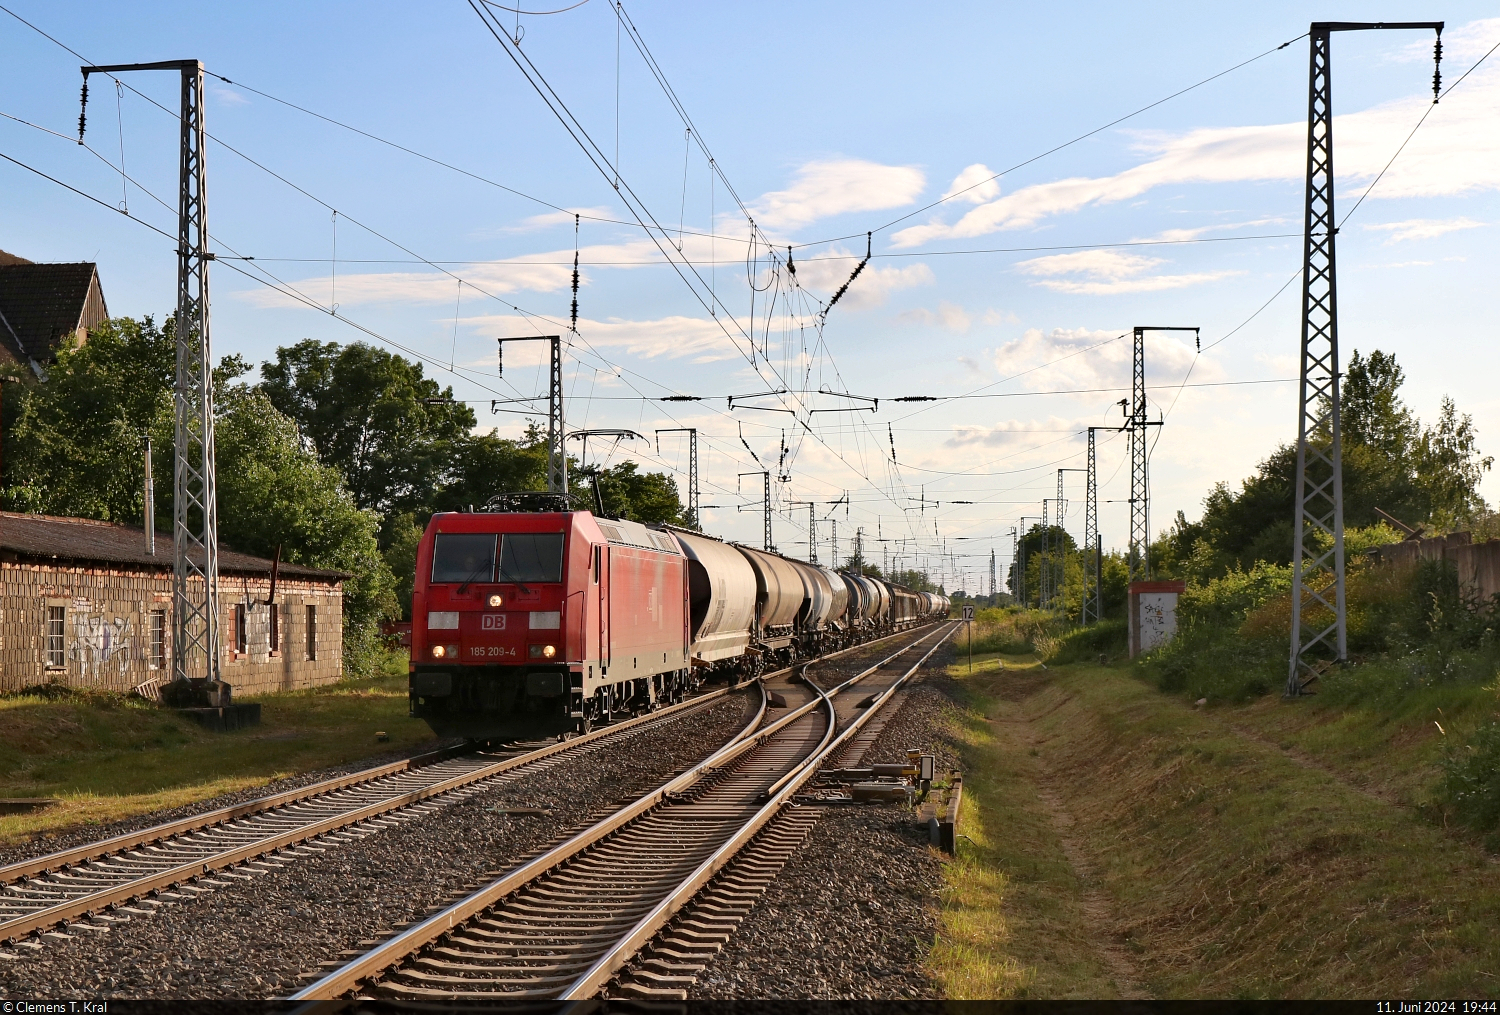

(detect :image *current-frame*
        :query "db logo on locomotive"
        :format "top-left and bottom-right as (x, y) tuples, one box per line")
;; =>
(480, 614), (507, 631)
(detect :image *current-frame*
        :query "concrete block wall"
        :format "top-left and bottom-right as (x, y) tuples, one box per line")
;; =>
(1368, 531), (1500, 604)
(0, 561), (343, 695)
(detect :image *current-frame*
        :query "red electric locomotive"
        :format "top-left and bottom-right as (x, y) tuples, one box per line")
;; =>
(409, 505), (693, 741)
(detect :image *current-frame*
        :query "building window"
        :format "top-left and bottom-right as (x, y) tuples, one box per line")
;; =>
(149, 610), (166, 670)
(235, 603), (248, 654)
(269, 603), (280, 655)
(46, 606), (65, 668)
(306, 604), (317, 661)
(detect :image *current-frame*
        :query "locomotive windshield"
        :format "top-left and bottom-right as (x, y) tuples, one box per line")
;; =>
(499, 533), (565, 583)
(431, 533), (496, 583)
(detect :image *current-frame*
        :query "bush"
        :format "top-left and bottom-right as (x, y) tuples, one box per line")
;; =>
(1439, 716), (1500, 843)
(964, 608), (1065, 656)
(1046, 619), (1128, 665)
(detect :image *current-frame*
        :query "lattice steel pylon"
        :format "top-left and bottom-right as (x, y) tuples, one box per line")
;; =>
(1059, 467), (1086, 617)
(1287, 20), (1443, 697)
(1039, 499), (1051, 609)
(655, 427), (699, 528)
(1125, 327), (1195, 582)
(1018, 515), (1039, 608)
(1082, 428), (1101, 624)
(989, 549), (996, 598)
(498, 335), (566, 494)
(84, 60), (222, 692)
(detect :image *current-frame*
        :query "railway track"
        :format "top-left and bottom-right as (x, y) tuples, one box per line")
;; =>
(291, 620), (958, 1001)
(0, 627), (926, 952)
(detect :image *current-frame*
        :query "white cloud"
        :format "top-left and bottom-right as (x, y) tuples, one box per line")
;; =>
(1015, 249), (1239, 295)
(465, 313), (743, 364)
(892, 23), (1500, 248)
(1362, 216), (1484, 243)
(750, 159), (925, 230)
(210, 85), (249, 107)
(944, 416), (1086, 449)
(1395, 18), (1500, 63)
(981, 308), (1019, 326)
(941, 164), (1000, 204)
(791, 247), (934, 309)
(992, 326), (1214, 393)
(501, 207), (617, 233)
(898, 301), (972, 332)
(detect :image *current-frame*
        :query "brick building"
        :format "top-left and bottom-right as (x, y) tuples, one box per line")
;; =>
(0, 250), (110, 376)
(0, 512), (346, 696)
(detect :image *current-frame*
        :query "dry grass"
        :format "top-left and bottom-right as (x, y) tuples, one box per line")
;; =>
(1000, 661), (1500, 997)
(926, 651), (1122, 999)
(0, 658), (442, 846)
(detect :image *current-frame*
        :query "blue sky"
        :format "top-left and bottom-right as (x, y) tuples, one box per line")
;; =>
(3, 2), (1496, 592)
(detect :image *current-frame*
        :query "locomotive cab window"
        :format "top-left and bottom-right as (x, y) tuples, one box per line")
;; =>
(431, 533), (497, 584)
(499, 533), (565, 583)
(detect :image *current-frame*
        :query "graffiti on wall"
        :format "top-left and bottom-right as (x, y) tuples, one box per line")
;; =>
(69, 610), (136, 681)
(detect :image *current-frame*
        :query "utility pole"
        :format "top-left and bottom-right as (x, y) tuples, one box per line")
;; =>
(738, 471), (772, 551)
(143, 435), (155, 557)
(989, 548), (996, 598)
(1124, 326), (1195, 582)
(1018, 515), (1039, 608)
(1082, 428), (1101, 624)
(1287, 21), (1443, 697)
(84, 60), (222, 698)
(498, 335), (566, 493)
(1008, 527), (1018, 602)
(1044, 494), (1056, 605)
(655, 427), (698, 527)
(788, 501), (819, 563)
(1059, 467), (1086, 618)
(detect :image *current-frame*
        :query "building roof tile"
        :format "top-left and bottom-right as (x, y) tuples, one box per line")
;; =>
(0, 261), (109, 366)
(0, 512), (347, 582)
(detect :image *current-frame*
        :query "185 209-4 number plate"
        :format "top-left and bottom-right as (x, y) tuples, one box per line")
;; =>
(472, 645), (518, 658)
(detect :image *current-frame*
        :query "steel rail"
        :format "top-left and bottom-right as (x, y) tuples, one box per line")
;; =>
(0, 675), (761, 944)
(2, 622), (922, 892)
(286, 676), (775, 1002)
(559, 621), (960, 999)
(288, 621), (950, 1002)
(0, 742), (472, 884)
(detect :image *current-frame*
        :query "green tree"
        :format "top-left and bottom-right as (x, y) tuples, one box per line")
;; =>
(1173, 349), (1490, 577)
(3, 317), (397, 676)
(588, 461), (686, 525)
(214, 386), (398, 673)
(1418, 396), (1493, 529)
(258, 340), (476, 514)
(2, 316), (172, 519)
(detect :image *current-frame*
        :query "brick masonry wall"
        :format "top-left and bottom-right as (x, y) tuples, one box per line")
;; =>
(0, 561), (344, 696)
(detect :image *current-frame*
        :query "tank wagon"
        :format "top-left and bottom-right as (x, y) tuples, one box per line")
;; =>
(409, 504), (946, 743)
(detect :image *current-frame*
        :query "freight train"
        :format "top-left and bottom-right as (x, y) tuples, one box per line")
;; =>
(408, 501), (949, 742)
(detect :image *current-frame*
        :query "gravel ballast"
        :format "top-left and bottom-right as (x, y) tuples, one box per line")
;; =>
(0, 691), (758, 998)
(689, 645), (963, 999)
(1, 632), (951, 1000)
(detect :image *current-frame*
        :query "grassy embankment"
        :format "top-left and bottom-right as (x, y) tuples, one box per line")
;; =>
(0, 652), (439, 846)
(928, 606), (1500, 998)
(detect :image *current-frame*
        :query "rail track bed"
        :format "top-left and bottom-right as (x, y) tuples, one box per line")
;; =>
(0, 674), (767, 954)
(681, 678), (961, 999)
(294, 622), (958, 1002)
(0, 628), (935, 998)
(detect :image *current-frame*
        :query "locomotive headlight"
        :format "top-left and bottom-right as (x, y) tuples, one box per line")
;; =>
(431, 645), (447, 659)
(487, 593), (504, 608)
(542, 644), (557, 659)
